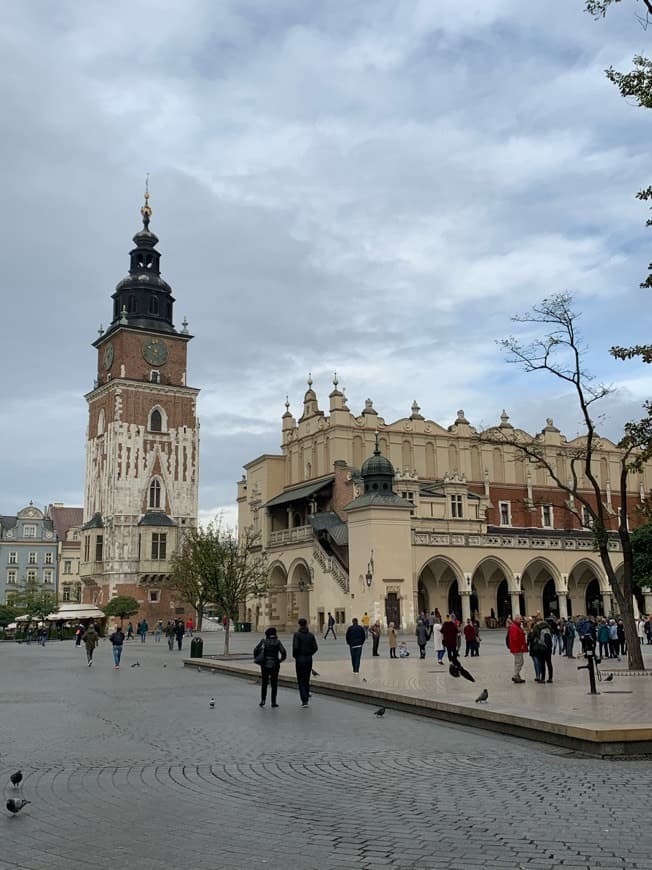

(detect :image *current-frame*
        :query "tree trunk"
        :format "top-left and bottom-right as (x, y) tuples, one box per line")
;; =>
(597, 545), (645, 671)
(224, 620), (230, 655)
(619, 596), (645, 670)
(196, 607), (203, 631)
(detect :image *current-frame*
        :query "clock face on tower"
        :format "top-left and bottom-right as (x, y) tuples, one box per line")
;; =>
(103, 343), (114, 370)
(143, 338), (168, 366)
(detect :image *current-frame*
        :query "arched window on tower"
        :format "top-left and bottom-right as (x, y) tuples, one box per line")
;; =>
(149, 479), (162, 509)
(149, 295), (159, 315)
(127, 294), (137, 313)
(97, 408), (105, 436)
(149, 409), (162, 432)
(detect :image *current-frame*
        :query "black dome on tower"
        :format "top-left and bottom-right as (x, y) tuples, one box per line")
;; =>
(107, 192), (177, 335)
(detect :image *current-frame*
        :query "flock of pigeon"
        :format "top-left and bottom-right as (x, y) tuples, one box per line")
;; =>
(6, 770), (30, 816)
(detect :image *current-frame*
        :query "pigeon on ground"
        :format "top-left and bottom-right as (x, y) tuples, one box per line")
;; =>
(311, 669), (319, 677)
(209, 698), (215, 708)
(10, 771), (22, 787)
(374, 707), (386, 717)
(604, 673), (614, 682)
(130, 661), (141, 668)
(362, 677), (367, 683)
(7, 799), (30, 815)
(475, 689), (489, 703)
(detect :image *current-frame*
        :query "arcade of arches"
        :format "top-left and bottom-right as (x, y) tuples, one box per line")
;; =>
(417, 555), (616, 623)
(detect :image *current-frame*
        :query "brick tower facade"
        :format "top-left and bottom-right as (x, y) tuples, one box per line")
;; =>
(80, 193), (199, 625)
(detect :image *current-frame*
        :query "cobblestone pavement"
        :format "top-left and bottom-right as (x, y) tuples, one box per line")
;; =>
(2, 639), (652, 870)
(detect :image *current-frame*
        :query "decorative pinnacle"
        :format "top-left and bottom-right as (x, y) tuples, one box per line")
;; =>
(98, 324), (104, 336)
(374, 431), (380, 455)
(307, 372), (312, 388)
(333, 371), (338, 388)
(181, 316), (189, 335)
(141, 173), (152, 230)
(285, 395), (290, 412)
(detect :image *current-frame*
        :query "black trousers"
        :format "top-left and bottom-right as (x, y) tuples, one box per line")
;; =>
(261, 667), (279, 704)
(324, 626), (336, 639)
(537, 650), (553, 681)
(372, 636), (380, 656)
(295, 657), (312, 704)
(446, 646), (459, 664)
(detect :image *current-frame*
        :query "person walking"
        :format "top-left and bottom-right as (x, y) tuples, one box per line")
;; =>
(126, 621), (134, 641)
(75, 622), (85, 646)
(617, 619), (627, 656)
(110, 624), (125, 669)
(638, 617), (647, 646)
(370, 619), (382, 656)
(254, 627), (287, 708)
(508, 615), (529, 684)
(139, 619), (149, 644)
(597, 619), (610, 659)
(387, 621), (397, 658)
(416, 619), (430, 659)
(361, 612), (370, 639)
(532, 619), (553, 683)
(563, 617), (576, 658)
(37, 625), (47, 647)
(154, 620), (163, 643)
(186, 618), (194, 637)
(463, 619), (478, 657)
(165, 620), (175, 651)
(608, 619), (620, 660)
(324, 611), (337, 640)
(83, 621), (99, 667)
(432, 621), (445, 664)
(292, 618), (318, 707)
(345, 617), (366, 674)
(174, 619), (185, 651)
(441, 614), (460, 664)
(551, 619), (564, 656)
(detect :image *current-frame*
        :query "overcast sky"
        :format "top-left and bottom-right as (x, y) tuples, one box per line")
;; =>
(1, 0), (651, 527)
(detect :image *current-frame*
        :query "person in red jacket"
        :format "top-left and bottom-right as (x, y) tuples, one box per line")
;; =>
(508, 614), (529, 684)
(441, 615), (461, 664)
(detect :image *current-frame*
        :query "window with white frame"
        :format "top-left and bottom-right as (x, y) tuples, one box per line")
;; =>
(582, 506), (594, 529)
(45, 552), (53, 565)
(43, 570), (53, 584)
(28, 552), (37, 565)
(149, 589), (160, 603)
(499, 501), (511, 526)
(62, 585), (72, 602)
(8, 552), (17, 565)
(63, 560), (72, 575)
(450, 494), (463, 519)
(541, 505), (554, 528)
(27, 569), (37, 582)
(151, 533), (167, 560)
(23, 525), (36, 538)
(7, 569), (17, 585)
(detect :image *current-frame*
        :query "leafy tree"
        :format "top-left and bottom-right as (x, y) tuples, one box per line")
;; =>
(632, 522), (652, 591)
(482, 294), (646, 669)
(0, 604), (20, 627)
(168, 520), (268, 655)
(11, 578), (58, 623)
(103, 595), (140, 629)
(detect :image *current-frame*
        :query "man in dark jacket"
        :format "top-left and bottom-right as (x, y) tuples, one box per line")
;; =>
(441, 615), (460, 664)
(345, 617), (366, 674)
(292, 618), (318, 707)
(254, 627), (287, 707)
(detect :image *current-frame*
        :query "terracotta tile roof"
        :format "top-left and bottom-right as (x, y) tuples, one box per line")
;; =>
(48, 505), (83, 541)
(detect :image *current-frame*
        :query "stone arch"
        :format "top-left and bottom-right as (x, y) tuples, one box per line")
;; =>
(268, 562), (289, 630)
(585, 577), (604, 617)
(288, 558), (311, 624)
(471, 555), (514, 621)
(568, 557), (604, 617)
(417, 555), (464, 618)
(520, 557), (561, 618)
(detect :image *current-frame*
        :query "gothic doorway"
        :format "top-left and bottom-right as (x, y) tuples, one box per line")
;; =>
(448, 581), (461, 619)
(497, 579), (511, 621)
(585, 578), (604, 617)
(385, 592), (401, 629)
(543, 578), (558, 617)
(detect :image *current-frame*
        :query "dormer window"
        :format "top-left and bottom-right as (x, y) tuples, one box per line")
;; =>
(450, 495), (463, 519)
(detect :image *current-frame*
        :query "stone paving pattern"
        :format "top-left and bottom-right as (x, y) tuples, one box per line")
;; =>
(2, 632), (652, 870)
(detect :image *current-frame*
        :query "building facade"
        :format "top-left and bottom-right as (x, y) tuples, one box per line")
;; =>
(79, 195), (199, 625)
(0, 504), (58, 605)
(238, 378), (652, 632)
(48, 504), (84, 604)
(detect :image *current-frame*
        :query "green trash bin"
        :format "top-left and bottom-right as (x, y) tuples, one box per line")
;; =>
(190, 636), (203, 658)
(242, 622), (251, 632)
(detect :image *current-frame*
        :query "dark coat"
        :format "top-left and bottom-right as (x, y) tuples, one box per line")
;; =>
(254, 637), (287, 670)
(441, 621), (459, 649)
(345, 624), (366, 647)
(292, 628), (318, 659)
(110, 630), (125, 647)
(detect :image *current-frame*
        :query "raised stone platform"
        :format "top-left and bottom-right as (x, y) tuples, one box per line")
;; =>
(184, 652), (652, 756)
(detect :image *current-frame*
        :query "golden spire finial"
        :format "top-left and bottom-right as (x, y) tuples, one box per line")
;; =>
(141, 172), (152, 229)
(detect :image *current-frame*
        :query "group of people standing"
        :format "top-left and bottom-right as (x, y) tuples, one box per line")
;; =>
(253, 618), (318, 708)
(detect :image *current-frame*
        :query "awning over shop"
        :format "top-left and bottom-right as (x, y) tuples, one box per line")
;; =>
(265, 475), (334, 509)
(46, 604), (106, 621)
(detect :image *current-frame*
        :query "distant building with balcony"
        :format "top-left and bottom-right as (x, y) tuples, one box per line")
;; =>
(238, 377), (652, 633)
(0, 503), (58, 605)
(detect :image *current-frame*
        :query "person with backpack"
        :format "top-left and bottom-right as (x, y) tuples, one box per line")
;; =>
(292, 618), (318, 707)
(254, 627), (287, 708)
(532, 619), (553, 683)
(109, 624), (125, 669)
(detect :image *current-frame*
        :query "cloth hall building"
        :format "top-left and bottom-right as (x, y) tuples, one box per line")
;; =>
(238, 379), (651, 633)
